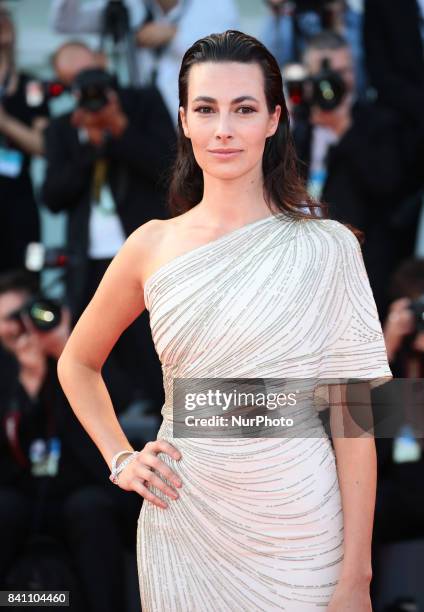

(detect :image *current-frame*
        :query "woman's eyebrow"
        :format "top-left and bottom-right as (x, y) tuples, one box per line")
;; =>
(192, 95), (259, 104)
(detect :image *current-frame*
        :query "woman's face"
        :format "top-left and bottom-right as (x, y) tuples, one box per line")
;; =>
(179, 61), (281, 181)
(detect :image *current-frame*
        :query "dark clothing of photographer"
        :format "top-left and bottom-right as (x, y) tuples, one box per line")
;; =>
(364, 0), (424, 131)
(0, 351), (142, 612)
(293, 100), (409, 322)
(0, 73), (48, 274)
(364, 0), (424, 235)
(372, 341), (424, 545)
(374, 432), (424, 544)
(371, 361), (424, 609)
(42, 84), (176, 412)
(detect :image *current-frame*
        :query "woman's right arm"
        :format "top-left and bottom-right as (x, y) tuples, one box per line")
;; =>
(57, 221), (182, 509)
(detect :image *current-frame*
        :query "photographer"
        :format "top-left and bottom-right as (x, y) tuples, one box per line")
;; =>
(261, 0), (367, 98)
(42, 41), (176, 413)
(0, 269), (142, 612)
(49, 0), (240, 120)
(292, 30), (408, 321)
(370, 260), (424, 608)
(0, 4), (49, 273)
(383, 259), (424, 373)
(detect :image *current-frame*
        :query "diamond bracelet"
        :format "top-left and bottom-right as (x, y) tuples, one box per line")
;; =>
(109, 450), (140, 484)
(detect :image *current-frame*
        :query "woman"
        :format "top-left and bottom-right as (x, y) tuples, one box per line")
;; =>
(57, 31), (393, 611)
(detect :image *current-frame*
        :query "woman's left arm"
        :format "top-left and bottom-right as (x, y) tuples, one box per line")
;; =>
(327, 383), (375, 611)
(333, 437), (376, 584)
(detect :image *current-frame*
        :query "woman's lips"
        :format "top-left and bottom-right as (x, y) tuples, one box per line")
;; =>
(208, 149), (243, 159)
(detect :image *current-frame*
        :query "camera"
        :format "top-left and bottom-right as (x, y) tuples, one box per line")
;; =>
(4, 243), (73, 335)
(71, 68), (116, 112)
(283, 57), (346, 111)
(6, 296), (62, 334)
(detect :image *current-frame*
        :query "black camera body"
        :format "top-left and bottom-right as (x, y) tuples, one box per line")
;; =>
(284, 57), (346, 111)
(71, 68), (116, 112)
(309, 58), (346, 110)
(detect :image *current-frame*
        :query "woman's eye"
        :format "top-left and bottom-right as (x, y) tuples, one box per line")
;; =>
(194, 106), (214, 114)
(236, 106), (255, 114)
(193, 106), (256, 114)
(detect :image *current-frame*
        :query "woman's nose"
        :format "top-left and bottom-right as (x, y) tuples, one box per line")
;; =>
(214, 113), (234, 141)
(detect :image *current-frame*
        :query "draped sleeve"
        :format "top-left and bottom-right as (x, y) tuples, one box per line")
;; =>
(314, 221), (393, 407)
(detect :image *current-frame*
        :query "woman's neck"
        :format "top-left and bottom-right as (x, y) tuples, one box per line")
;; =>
(198, 165), (277, 225)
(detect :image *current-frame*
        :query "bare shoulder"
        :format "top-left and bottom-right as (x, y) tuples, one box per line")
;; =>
(128, 217), (187, 287)
(125, 219), (166, 283)
(129, 218), (167, 252)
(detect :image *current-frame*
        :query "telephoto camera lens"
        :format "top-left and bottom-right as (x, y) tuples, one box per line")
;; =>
(26, 297), (62, 332)
(7, 297), (62, 333)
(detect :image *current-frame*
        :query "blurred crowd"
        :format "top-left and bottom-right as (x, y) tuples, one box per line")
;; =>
(0, 1), (423, 611)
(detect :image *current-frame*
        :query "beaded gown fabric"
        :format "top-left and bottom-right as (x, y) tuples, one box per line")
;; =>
(136, 212), (393, 611)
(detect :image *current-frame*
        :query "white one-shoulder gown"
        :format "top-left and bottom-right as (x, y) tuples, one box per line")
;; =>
(136, 212), (392, 611)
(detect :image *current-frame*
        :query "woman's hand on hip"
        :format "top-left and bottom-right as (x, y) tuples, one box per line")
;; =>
(116, 440), (182, 509)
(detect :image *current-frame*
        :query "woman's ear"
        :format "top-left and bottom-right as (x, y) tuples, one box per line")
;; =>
(179, 106), (190, 138)
(266, 104), (282, 138)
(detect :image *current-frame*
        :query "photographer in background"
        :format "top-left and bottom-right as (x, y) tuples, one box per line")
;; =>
(370, 259), (424, 607)
(0, 4), (49, 274)
(292, 31), (408, 322)
(261, 0), (367, 99)
(0, 269), (142, 612)
(49, 0), (240, 121)
(383, 259), (424, 375)
(42, 41), (176, 414)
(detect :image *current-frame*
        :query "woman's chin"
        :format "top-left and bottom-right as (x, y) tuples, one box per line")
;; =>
(205, 164), (251, 181)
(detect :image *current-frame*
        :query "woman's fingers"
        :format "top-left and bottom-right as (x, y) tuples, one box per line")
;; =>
(149, 439), (182, 460)
(142, 440), (183, 488)
(132, 479), (169, 509)
(143, 452), (182, 489)
(138, 465), (180, 500)
(122, 439), (183, 508)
